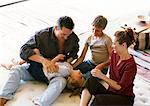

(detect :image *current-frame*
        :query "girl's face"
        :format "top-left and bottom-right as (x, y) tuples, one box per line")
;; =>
(92, 26), (103, 37)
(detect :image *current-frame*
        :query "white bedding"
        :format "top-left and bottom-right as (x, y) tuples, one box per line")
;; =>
(0, 67), (150, 106)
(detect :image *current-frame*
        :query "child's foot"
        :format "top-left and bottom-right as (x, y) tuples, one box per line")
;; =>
(0, 64), (14, 70)
(0, 98), (8, 106)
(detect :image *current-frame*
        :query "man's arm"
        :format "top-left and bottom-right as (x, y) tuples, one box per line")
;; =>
(20, 32), (58, 72)
(28, 53), (57, 72)
(67, 33), (80, 63)
(20, 35), (39, 62)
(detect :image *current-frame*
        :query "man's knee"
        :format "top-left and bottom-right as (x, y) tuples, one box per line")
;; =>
(52, 77), (67, 89)
(9, 68), (21, 79)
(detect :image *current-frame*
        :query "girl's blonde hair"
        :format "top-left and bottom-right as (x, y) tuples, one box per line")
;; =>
(92, 15), (107, 29)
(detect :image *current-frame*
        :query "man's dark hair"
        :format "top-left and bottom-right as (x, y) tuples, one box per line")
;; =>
(57, 16), (74, 30)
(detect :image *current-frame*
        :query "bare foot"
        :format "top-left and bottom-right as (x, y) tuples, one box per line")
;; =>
(0, 64), (14, 70)
(0, 98), (8, 106)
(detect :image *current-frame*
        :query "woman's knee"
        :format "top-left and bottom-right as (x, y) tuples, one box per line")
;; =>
(85, 76), (98, 87)
(91, 95), (105, 106)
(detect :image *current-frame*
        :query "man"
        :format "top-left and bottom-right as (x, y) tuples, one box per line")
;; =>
(0, 16), (79, 106)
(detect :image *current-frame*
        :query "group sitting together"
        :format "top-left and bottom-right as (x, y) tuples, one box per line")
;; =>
(0, 15), (137, 106)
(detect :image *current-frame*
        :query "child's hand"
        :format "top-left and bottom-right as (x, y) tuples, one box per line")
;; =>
(52, 54), (65, 62)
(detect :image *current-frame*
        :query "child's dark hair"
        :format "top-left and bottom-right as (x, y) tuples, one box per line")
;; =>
(92, 15), (107, 29)
(57, 16), (74, 30)
(115, 28), (135, 48)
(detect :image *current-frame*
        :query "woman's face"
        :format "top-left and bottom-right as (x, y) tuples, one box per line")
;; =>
(113, 37), (122, 53)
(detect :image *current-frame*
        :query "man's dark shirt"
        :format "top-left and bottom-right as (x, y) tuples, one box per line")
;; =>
(20, 27), (79, 84)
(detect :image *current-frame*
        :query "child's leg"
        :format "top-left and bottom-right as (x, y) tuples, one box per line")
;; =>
(0, 64), (14, 70)
(80, 88), (92, 106)
(1, 59), (26, 70)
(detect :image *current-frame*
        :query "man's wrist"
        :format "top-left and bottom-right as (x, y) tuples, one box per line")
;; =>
(40, 57), (47, 64)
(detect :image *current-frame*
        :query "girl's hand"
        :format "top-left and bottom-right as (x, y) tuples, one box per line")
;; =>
(52, 54), (65, 62)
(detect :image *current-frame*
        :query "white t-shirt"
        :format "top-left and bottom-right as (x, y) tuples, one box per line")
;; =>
(43, 62), (72, 80)
(86, 33), (112, 65)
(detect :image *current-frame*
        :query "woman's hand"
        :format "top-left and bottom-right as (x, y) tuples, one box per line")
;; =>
(91, 69), (105, 79)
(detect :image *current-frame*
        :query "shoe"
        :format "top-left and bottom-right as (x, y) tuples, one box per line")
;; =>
(0, 98), (8, 106)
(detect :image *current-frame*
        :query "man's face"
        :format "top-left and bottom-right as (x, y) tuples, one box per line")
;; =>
(55, 26), (72, 40)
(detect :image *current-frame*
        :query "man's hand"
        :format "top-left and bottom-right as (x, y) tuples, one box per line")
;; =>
(42, 59), (58, 73)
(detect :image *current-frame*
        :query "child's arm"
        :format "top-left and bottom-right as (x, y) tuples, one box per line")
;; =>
(72, 44), (88, 68)
(95, 59), (110, 70)
(51, 54), (65, 63)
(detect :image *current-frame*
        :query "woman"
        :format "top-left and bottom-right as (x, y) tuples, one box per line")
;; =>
(80, 28), (137, 106)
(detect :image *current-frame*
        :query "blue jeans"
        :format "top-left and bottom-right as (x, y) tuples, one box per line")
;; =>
(74, 60), (96, 74)
(74, 60), (108, 80)
(0, 64), (66, 106)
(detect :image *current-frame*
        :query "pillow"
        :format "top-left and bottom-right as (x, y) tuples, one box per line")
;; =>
(134, 32), (150, 50)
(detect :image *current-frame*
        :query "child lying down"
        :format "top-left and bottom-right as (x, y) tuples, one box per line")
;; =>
(43, 61), (85, 89)
(1, 49), (85, 90)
